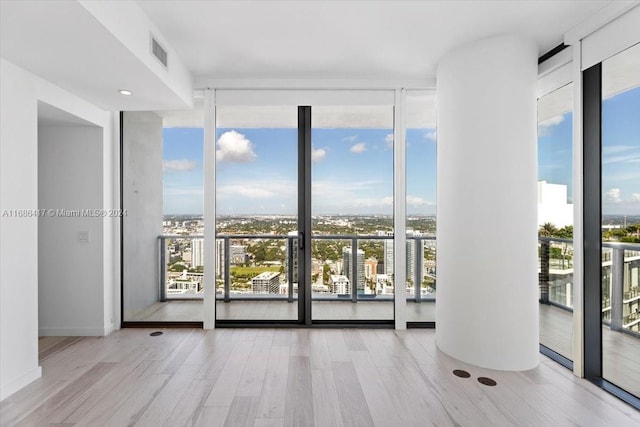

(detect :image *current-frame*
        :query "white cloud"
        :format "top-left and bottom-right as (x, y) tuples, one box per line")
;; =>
(312, 147), (326, 163)
(406, 195), (432, 206)
(353, 196), (393, 208)
(424, 131), (437, 141)
(539, 115), (564, 127)
(163, 186), (203, 196)
(538, 115), (564, 136)
(216, 130), (257, 163)
(385, 133), (394, 148)
(603, 145), (636, 155)
(350, 142), (367, 154)
(217, 179), (296, 200)
(632, 193), (640, 202)
(163, 159), (197, 172)
(342, 135), (358, 142)
(605, 188), (621, 203)
(603, 154), (640, 164)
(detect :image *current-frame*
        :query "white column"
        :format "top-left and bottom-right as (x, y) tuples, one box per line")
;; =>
(435, 36), (539, 371)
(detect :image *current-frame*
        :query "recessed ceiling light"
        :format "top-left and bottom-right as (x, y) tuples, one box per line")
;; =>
(119, 89), (133, 96)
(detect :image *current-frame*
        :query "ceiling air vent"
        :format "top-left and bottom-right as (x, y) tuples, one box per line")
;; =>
(151, 36), (168, 68)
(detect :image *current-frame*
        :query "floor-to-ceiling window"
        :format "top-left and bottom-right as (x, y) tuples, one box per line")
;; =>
(405, 90), (437, 324)
(211, 93), (397, 325)
(214, 106), (299, 322)
(310, 105), (394, 322)
(537, 82), (574, 363)
(600, 43), (640, 398)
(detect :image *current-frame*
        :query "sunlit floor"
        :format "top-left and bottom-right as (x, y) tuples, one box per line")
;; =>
(14, 329), (637, 426)
(126, 300), (639, 397)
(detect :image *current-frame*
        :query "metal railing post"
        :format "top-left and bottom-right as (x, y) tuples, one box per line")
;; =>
(224, 236), (231, 302)
(539, 239), (550, 304)
(415, 237), (423, 303)
(610, 247), (625, 331)
(352, 237), (358, 303)
(159, 236), (167, 302)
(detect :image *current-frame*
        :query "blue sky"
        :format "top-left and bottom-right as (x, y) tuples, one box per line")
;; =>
(163, 86), (637, 217)
(538, 85), (640, 215)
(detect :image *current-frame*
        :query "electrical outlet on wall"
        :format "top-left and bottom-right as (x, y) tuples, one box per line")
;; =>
(77, 231), (89, 243)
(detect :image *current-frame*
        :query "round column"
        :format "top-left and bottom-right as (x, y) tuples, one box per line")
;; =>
(435, 35), (539, 370)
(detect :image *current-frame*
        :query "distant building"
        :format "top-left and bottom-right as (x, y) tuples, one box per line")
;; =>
(376, 274), (393, 295)
(330, 274), (350, 294)
(251, 271), (281, 294)
(342, 246), (365, 294)
(230, 245), (248, 264)
(538, 181), (573, 227)
(191, 238), (204, 267)
(364, 257), (378, 279)
(285, 230), (298, 284)
(216, 239), (224, 277)
(381, 230), (418, 285)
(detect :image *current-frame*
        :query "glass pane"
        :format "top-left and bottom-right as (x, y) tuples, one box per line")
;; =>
(406, 90), (437, 322)
(537, 82), (574, 360)
(123, 103), (205, 322)
(601, 43), (640, 397)
(215, 106), (299, 321)
(311, 106), (394, 321)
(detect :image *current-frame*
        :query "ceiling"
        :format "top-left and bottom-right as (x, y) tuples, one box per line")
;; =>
(139, 0), (613, 84)
(0, 0), (627, 111)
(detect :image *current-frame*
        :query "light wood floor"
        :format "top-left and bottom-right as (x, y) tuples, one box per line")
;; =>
(1, 329), (638, 426)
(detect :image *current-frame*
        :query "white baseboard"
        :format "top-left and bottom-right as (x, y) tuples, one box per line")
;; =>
(0, 366), (42, 401)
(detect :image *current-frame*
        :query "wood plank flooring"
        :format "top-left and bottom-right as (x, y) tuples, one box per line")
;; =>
(1, 329), (639, 426)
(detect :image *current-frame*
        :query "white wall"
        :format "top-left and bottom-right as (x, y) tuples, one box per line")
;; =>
(38, 125), (105, 335)
(0, 58), (117, 400)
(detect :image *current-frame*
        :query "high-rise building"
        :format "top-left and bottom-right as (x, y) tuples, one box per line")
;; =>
(230, 245), (248, 264)
(285, 230), (298, 285)
(191, 238), (204, 267)
(215, 239), (224, 277)
(342, 246), (365, 294)
(251, 271), (281, 294)
(381, 231), (419, 285)
(364, 257), (378, 279)
(330, 275), (350, 295)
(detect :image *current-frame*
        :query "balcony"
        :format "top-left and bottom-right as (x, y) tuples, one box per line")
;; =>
(158, 233), (436, 302)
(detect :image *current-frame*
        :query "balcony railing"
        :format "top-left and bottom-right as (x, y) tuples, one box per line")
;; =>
(539, 236), (640, 334)
(158, 233), (436, 304)
(158, 234), (639, 334)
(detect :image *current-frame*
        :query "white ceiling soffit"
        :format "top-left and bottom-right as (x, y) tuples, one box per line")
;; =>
(38, 101), (98, 127)
(138, 0), (611, 85)
(538, 41), (640, 123)
(0, 1), (193, 111)
(602, 42), (640, 100)
(537, 83), (573, 124)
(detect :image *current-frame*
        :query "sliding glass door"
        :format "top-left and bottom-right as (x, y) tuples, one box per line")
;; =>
(213, 99), (396, 325)
(310, 106), (394, 322)
(214, 106), (299, 322)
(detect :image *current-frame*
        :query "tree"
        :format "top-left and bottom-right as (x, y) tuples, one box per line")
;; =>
(169, 263), (187, 272)
(539, 222), (558, 237)
(322, 263), (331, 284)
